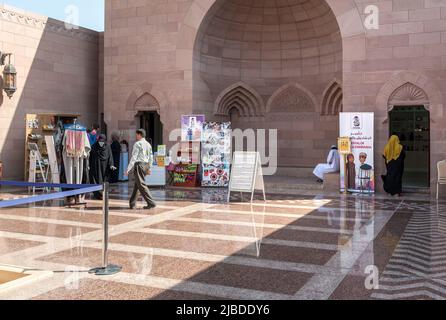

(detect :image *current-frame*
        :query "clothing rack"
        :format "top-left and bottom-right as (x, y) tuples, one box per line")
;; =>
(64, 120), (86, 131)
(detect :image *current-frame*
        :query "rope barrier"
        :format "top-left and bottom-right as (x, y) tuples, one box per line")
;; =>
(0, 185), (102, 208)
(0, 180), (99, 189)
(0, 181), (122, 276)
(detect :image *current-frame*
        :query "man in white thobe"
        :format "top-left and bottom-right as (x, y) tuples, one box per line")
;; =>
(313, 145), (340, 183)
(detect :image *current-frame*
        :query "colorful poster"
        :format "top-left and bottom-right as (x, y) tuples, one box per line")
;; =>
(173, 164), (199, 187)
(339, 113), (375, 193)
(201, 122), (232, 187)
(181, 115), (205, 142)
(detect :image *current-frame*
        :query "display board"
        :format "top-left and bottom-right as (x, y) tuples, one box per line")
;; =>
(45, 135), (60, 185)
(201, 122), (232, 187)
(228, 152), (266, 202)
(173, 164), (199, 188)
(339, 112), (375, 193)
(181, 115), (205, 142)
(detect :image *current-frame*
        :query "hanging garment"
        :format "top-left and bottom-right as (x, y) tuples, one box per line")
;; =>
(62, 130), (91, 184)
(64, 130), (85, 157)
(89, 141), (114, 199)
(62, 154), (84, 184)
(313, 147), (340, 180)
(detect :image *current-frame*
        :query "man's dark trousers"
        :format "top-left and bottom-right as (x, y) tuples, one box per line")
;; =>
(129, 162), (156, 208)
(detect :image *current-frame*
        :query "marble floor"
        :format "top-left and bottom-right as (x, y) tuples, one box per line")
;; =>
(0, 184), (445, 300)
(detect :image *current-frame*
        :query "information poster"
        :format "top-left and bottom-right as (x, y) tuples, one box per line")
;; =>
(229, 152), (257, 192)
(201, 122), (232, 187)
(181, 115), (205, 142)
(228, 151), (266, 202)
(339, 112), (375, 193)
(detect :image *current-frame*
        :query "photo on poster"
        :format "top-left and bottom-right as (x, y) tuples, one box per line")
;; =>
(340, 112), (375, 194)
(181, 115), (205, 142)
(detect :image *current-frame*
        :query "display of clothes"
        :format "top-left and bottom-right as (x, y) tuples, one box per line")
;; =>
(60, 123), (91, 205)
(62, 124), (91, 184)
(89, 135), (115, 200)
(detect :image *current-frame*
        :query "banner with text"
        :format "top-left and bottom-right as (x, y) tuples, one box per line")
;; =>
(339, 112), (375, 193)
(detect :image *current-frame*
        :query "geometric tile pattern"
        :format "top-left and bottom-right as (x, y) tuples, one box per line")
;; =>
(0, 184), (443, 300)
(372, 206), (446, 300)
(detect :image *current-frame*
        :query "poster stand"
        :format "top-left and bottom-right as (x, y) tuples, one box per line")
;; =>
(339, 112), (375, 194)
(228, 152), (266, 203)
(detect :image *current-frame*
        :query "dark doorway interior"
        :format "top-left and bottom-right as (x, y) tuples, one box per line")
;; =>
(389, 105), (430, 188)
(137, 111), (163, 151)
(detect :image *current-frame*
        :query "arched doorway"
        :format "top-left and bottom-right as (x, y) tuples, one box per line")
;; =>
(192, 0), (343, 171)
(134, 93), (164, 151)
(388, 83), (430, 189)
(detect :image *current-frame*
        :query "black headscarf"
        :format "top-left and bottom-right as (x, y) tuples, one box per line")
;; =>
(91, 134), (109, 161)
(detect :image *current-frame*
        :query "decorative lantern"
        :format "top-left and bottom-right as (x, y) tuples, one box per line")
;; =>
(1, 52), (17, 99)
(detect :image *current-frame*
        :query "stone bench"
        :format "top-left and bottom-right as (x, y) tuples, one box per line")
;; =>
(323, 172), (340, 191)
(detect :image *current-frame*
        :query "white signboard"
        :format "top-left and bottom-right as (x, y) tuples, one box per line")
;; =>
(228, 152), (266, 202)
(339, 112), (375, 193)
(45, 135), (60, 186)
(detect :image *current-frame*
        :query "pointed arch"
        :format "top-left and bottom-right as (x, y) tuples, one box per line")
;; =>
(134, 92), (160, 112)
(125, 82), (170, 119)
(321, 80), (343, 115)
(266, 83), (317, 114)
(214, 82), (264, 117)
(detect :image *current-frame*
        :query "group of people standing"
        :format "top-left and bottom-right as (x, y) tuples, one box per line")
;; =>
(87, 125), (157, 210)
(313, 135), (406, 197)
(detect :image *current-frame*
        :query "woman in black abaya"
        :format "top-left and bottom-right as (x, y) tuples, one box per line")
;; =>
(89, 134), (115, 200)
(382, 135), (406, 196)
(110, 133), (122, 183)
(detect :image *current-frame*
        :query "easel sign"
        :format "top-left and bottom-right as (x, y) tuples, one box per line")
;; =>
(228, 151), (266, 203)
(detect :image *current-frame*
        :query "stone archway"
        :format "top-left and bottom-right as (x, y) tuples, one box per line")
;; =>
(376, 71), (443, 119)
(376, 71), (444, 191)
(120, 82), (172, 147)
(177, 0), (366, 51)
(188, 0), (356, 170)
(215, 82), (265, 117)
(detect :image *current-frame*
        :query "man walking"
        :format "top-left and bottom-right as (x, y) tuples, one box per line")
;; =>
(126, 129), (157, 210)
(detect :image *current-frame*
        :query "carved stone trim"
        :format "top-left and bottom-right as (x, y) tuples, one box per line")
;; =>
(389, 82), (429, 106)
(266, 83), (318, 114)
(321, 80), (343, 116)
(0, 6), (99, 43)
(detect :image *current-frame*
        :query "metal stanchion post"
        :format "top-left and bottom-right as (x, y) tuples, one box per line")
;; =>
(89, 182), (122, 276)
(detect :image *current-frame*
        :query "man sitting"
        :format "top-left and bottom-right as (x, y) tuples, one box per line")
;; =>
(313, 145), (340, 183)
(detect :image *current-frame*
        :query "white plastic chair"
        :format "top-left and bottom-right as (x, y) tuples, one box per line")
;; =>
(437, 160), (446, 199)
